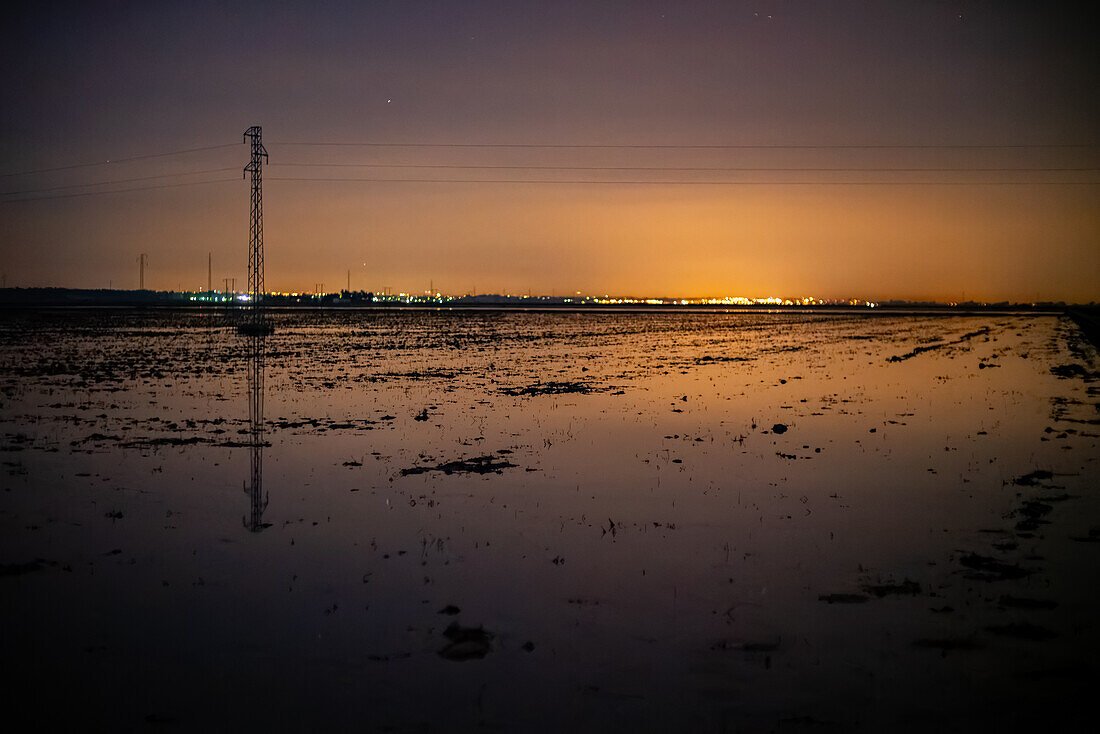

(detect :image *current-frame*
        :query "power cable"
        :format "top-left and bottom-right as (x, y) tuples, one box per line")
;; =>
(0, 168), (239, 197)
(271, 141), (1100, 150)
(0, 143), (239, 178)
(0, 177), (238, 204)
(270, 162), (1100, 173)
(268, 176), (1100, 186)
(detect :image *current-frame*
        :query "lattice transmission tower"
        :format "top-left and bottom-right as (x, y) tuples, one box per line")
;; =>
(239, 125), (273, 334)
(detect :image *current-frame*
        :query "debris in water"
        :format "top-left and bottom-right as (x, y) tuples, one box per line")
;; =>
(438, 623), (493, 661)
(400, 454), (517, 476)
(958, 552), (1033, 581)
(998, 596), (1057, 610)
(913, 638), (982, 651)
(818, 593), (869, 604)
(0, 561), (43, 577)
(501, 381), (602, 397)
(860, 579), (921, 597)
(711, 638), (781, 652)
(1050, 364), (1096, 380)
(985, 623), (1058, 641)
(1013, 470), (1054, 486)
(887, 327), (990, 362)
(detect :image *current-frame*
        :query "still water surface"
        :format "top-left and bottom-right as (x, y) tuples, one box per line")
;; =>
(1, 310), (1097, 730)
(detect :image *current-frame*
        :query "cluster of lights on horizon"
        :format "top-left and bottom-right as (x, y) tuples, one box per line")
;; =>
(184, 290), (878, 307)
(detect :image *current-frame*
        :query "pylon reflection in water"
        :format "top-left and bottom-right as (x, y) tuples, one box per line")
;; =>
(244, 333), (269, 531)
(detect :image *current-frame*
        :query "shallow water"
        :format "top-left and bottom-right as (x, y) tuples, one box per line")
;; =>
(1, 309), (1097, 731)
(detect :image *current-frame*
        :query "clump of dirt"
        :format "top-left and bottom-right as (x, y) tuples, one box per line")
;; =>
(438, 623), (493, 661)
(1013, 470), (1054, 486)
(861, 579), (921, 598)
(711, 639), (781, 652)
(1015, 500), (1054, 532)
(985, 623), (1058, 641)
(913, 638), (983, 651)
(401, 454), (517, 476)
(887, 327), (990, 362)
(818, 593), (869, 604)
(998, 595), (1057, 610)
(1071, 527), (1100, 543)
(501, 381), (603, 396)
(695, 355), (751, 364)
(958, 552), (1033, 581)
(1050, 364), (1097, 380)
(0, 561), (44, 577)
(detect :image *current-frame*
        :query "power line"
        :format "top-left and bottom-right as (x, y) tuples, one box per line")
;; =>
(271, 162), (1100, 173)
(0, 167), (238, 197)
(0, 177), (238, 204)
(272, 140), (1100, 150)
(6, 142), (1097, 202)
(268, 176), (1100, 186)
(5, 138), (1094, 180)
(0, 143), (238, 178)
(6, 172), (1094, 203)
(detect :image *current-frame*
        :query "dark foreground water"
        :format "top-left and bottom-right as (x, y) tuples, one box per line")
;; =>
(1, 309), (1097, 731)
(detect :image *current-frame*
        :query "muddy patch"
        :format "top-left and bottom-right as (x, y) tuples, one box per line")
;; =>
(500, 380), (606, 396)
(400, 454), (518, 476)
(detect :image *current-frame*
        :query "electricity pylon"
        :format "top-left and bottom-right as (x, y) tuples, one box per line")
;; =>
(239, 125), (273, 335)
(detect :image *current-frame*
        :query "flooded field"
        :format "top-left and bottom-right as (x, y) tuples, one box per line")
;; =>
(1, 309), (1097, 731)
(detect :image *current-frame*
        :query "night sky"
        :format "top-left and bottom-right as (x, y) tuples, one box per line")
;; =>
(2, 1), (1097, 301)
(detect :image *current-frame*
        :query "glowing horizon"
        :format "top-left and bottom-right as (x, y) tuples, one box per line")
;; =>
(2, 2), (1096, 302)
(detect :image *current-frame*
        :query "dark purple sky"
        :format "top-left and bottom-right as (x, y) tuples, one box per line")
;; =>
(2, 1), (1097, 300)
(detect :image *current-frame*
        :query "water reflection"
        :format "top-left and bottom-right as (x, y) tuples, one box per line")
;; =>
(1, 310), (1097, 730)
(243, 333), (268, 531)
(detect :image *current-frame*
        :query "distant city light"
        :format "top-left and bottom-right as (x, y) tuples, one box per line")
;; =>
(175, 290), (884, 308)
